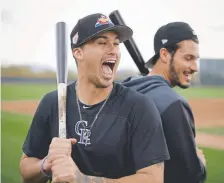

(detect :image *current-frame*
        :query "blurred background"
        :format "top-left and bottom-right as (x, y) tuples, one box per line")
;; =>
(1, 0), (224, 182)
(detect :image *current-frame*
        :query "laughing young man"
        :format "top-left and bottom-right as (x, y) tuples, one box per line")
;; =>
(122, 22), (207, 183)
(19, 13), (170, 183)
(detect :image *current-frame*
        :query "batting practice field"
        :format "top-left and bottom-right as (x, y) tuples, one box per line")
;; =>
(1, 83), (224, 183)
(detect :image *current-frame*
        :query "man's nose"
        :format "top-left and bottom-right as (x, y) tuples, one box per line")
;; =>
(107, 42), (118, 55)
(191, 59), (199, 72)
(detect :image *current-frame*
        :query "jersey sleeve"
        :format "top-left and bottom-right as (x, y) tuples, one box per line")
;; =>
(130, 96), (170, 171)
(22, 93), (53, 159)
(161, 100), (206, 182)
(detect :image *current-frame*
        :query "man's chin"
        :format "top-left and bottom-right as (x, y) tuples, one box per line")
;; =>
(96, 78), (114, 88)
(178, 82), (191, 89)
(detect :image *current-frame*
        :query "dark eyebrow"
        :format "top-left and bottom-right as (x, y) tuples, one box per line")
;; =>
(185, 53), (200, 59)
(94, 35), (120, 41)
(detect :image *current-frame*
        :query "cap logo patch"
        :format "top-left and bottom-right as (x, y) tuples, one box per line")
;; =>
(192, 30), (196, 36)
(161, 39), (168, 44)
(72, 32), (79, 44)
(95, 15), (113, 28)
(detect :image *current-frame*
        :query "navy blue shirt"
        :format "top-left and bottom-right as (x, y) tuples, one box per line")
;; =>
(122, 75), (207, 183)
(22, 82), (169, 179)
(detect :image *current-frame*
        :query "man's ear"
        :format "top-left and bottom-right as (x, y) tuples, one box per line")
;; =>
(72, 48), (83, 61)
(159, 48), (170, 64)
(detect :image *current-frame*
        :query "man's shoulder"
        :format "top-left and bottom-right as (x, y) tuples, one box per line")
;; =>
(40, 82), (75, 105)
(115, 81), (150, 101)
(156, 85), (185, 102)
(115, 82), (156, 112)
(146, 85), (188, 114)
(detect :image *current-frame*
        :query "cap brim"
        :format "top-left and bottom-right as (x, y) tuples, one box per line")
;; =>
(144, 54), (158, 69)
(105, 25), (133, 43)
(76, 25), (133, 48)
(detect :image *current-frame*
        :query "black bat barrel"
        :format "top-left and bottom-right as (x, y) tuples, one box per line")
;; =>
(109, 10), (149, 75)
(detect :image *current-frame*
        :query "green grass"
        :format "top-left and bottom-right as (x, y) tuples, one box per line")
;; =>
(1, 111), (32, 183)
(199, 147), (224, 183)
(1, 111), (224, 183)
(1, 84), (224, 101)
(175, 86), (224, 99)
(197, 127), (224, 136)
(2, 83), (224, 101)
(1, 83), (56, 100)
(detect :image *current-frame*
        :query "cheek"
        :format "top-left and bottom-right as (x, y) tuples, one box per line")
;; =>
(117, 49), (121, 58)
(86, 49), (101, 61)
(174, 61), (190, 83)
(84, 50), (102, 70)
(173, 58), (188, 72)
(115, 49), (121, 67)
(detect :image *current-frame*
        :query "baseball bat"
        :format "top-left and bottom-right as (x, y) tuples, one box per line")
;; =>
(56, 21), (68, 139)
(109, 10), (149, 75)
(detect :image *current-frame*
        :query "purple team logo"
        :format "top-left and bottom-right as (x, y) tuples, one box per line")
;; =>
(75, 120), (91, 146)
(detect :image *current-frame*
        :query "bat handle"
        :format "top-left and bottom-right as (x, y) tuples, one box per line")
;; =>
(57, 83), (67, 138)
(57, 83), (68, 183)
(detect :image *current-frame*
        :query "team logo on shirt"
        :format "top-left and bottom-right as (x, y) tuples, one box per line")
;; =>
(75, 120), (91, 146)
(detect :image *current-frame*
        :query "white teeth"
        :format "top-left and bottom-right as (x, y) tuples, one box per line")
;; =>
(184, 71), (192, 80)
(105, 60), (115, 64)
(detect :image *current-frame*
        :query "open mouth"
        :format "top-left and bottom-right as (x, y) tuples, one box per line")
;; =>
(101, 60), (116, 78)
(183, 71), (193, 81)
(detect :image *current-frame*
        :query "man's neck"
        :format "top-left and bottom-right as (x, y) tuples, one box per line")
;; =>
(76, 80), (113, 105)
(148, 66), (171, 84)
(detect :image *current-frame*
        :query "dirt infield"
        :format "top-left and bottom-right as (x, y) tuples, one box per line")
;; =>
(188, 99), (224, 127)
(195, 133), (224, 150)
(2, 98), (224, 149)
(2, 100), (40, 115)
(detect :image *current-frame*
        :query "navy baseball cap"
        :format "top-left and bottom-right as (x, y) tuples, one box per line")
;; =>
(145, 22), (199, 68)
(70, 13), (133, 49)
